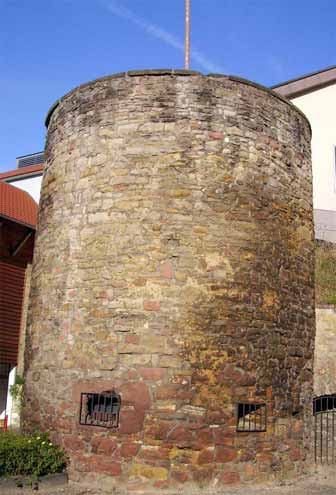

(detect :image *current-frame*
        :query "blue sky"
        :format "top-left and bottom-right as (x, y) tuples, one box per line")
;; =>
(0, 0), (335, 171)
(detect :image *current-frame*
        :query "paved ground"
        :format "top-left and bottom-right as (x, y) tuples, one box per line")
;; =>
(2, 472), (336, 495)
(44, 479), (336, 495)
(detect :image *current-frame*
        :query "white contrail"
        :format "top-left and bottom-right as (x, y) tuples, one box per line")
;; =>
(99, 0), (224, 73)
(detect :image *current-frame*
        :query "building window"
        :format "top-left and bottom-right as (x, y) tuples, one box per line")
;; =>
(79, 391), (121, 428)
(236, 402), (267, 432)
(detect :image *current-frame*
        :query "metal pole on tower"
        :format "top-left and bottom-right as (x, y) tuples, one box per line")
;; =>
(185, 0), (190, 70)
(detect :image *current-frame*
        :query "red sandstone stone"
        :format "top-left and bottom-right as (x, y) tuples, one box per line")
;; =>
(167, 425), (193, 448)
(119, 381), (151, 410)
(213, 426), (235, 445)
(198, 447), (214, 465)
(138, 367), (167, 381)
(215, 446), (237, 463)
(170, 374), (191, 386)
(222, 364), (255, 386)
(112, 183), (129, 191)
(193, 428), (213, 449)
(219, 471), (240, 485)
(144, 420), (174, 442)
(120, 442), (141, 458)
(121, 369), (139, 380)
(192, 467), (214, 483)
(91, 437), (118, 455)
(159, 261), (173, 279)
(169, 448), (194, 464)
(143, 300), (161, 311)
(58, 402), (72, 414)
(133, 277), (147, 287)
(205, 409), (230, 425)
(63, 435), (85, 452)
(188, 418), (206, 430)
(171, 468), (190, 483)
(209, 131), (223, 140)
(257, 452), (273, 463)
(74, 454), (121, 476)
(89, 455), (122, 476)
(139, 445), (170, 461)
(156, 385), (178, 399)
(289, 447), (302, 461)
(125, 334), (140, 344)
(72, 380), (122, 403)
(118, 409), (145, 435)
(244, 462), (257, 478)
(293, 419), (303, 433)
(239, 449), (255, 462)
(53, 417), (74, 431)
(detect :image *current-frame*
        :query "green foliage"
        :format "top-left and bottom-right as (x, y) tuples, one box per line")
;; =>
(325, 294), (336, 305)
(13, 375), (24, 386)
(0, 432), (66, 478)
(316, 241), (336, 306)
(9, 375), (24, 411)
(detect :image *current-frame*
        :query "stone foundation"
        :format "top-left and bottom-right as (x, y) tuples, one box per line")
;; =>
(24, 70), (315, 491)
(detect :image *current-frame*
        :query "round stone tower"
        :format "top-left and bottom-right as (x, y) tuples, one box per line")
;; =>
(24, 70), (315, 490)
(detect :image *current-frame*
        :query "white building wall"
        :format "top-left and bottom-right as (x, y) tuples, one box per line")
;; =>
(293, 85), (336, 242)
(5, 365), (16, 426)
(7, 175), (42, 203)
(293, 85), (336, 212)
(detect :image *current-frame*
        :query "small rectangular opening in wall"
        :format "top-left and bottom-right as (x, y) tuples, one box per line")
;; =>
(313, 394), (336, 415)
(79, 391), (121, 428)
(236, 402), (266, 432)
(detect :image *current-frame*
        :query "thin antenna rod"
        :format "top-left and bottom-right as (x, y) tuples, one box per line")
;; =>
(185, 0), (190, 70)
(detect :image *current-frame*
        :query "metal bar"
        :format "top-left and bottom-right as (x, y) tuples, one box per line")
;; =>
(93, 394), (98, 423)
(103, 394), (107, 425)
(79, 393), (83, 424)
(326, 410), (329, 464)
(10, 230), (33, 257)
(314, 412), (317, 463)
(327, 410), (329, 463)
(321, 407), (323, 463)
(185, 0), (190, 70)
(331, 409), (335, 464)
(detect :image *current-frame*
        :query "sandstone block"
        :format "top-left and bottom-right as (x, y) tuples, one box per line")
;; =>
(130, 463), (168, 481)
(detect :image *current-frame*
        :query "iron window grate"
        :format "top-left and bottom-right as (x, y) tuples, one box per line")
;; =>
(313, 395), (336, 415)
(236, 402), (267, 432)
(79, 391), (121, 428)
(313, 395), (336, 464)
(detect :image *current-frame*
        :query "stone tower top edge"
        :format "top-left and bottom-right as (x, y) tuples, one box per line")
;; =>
(44, 69), (311, 134)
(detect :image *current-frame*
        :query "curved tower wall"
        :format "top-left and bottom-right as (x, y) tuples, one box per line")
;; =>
(24, 71), (314, 489)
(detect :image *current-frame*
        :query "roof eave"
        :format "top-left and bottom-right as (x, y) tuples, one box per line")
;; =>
(272, 66), (336, 99)
(0, 213), (36, 230)
(2, 170), (43, 182)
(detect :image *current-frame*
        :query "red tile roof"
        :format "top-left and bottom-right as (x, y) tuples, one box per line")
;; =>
(0, 164), (43, 180)
(0, 182), (38, 228)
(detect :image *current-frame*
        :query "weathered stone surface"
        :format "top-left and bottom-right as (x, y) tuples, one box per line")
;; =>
(130, 463), (168, 481)
(24, 71), (315, 491)
(216, 446), (237, 464)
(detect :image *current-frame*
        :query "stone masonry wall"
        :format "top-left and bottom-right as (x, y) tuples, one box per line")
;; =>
(24, 71), (315, 491)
